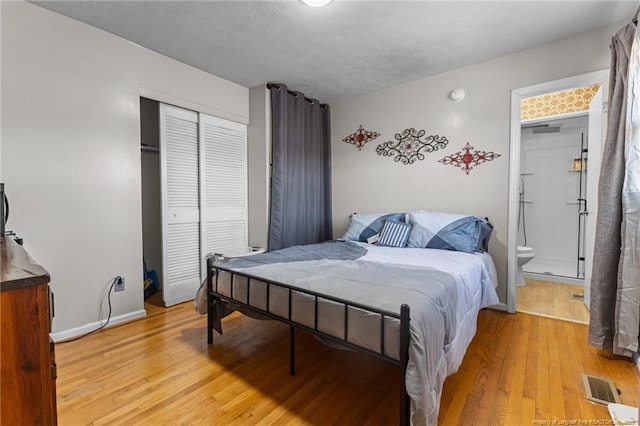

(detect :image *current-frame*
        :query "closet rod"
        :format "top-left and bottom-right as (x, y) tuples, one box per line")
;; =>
(141, 145), (159, 154)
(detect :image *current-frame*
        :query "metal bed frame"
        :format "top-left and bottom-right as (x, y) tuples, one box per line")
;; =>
(206, 256), (411, 426)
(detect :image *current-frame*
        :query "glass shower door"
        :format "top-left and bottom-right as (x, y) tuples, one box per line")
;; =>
(576, 132), (587, 279)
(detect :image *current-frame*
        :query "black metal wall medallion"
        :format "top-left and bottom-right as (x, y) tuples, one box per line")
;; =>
(376, 128), (449, 165)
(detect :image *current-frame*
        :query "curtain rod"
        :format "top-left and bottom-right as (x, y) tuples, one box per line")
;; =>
(266, 83), (329, 109)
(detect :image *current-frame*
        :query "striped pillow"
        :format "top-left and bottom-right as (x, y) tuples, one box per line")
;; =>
(377, 220), (413, 248)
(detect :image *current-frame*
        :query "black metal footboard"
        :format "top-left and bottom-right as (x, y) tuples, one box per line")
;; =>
(206, 256), (411, 426)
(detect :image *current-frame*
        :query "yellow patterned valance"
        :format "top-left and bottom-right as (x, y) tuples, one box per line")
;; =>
(521, 84), (602, 121)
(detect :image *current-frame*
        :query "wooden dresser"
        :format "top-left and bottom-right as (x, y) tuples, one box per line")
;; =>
(0, 237), (57, 425)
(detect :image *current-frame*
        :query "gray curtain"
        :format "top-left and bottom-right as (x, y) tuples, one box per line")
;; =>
(268, 83), (332, 251)
(589, 22), (639, 357)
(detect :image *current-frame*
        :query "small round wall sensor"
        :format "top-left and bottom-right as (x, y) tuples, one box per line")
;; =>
(449, 89), (465, 103)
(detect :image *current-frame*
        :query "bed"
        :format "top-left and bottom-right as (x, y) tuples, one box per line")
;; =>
(204, 211), (499, 426)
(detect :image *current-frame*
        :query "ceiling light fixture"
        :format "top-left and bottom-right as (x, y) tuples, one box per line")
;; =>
(301, 0), (333, 7)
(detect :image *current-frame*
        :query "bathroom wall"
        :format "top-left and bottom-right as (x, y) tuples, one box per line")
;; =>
(519, 115), (588, 279)
(521, 84), (602, 120)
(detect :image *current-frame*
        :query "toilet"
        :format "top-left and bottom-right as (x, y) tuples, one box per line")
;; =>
(517, 246), (535, 286)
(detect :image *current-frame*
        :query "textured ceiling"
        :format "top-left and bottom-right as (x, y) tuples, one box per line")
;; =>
(32, 1), (638, 103)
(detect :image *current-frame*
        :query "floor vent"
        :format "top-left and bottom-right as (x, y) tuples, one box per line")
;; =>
(572, 293), (584, 300)
(581, 374), (622, 404)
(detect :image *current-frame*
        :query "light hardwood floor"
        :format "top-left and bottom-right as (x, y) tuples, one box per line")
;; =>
(517, 278), (590, 324)
(55, 301), (638, 425)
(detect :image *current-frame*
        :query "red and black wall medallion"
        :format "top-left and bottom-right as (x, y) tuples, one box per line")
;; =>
(343, 125), (381, 151)
(439, 142), (501, 174)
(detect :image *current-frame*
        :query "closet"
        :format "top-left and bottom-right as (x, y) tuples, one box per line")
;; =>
(141, 98), (248, 307)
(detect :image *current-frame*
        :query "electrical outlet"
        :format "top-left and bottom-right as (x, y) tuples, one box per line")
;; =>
(115, 276), (125, 292)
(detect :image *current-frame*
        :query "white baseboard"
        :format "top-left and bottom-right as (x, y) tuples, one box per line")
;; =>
(51, 309), (147, 343)
(489, 302), (509, 312)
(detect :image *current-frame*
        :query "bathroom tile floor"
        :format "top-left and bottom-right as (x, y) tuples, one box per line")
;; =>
(517, 278), (590, 324)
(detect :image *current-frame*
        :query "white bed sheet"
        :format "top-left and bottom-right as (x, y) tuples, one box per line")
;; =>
(356, 243), (499, 387)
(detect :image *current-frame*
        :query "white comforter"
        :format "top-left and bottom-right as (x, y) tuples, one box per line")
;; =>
(213, 241), (499, 425)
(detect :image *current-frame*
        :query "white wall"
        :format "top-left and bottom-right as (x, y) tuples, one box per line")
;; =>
(1, 2), (249, 336)
(331, 23), (619, 304)
(247, 85), (271, 250)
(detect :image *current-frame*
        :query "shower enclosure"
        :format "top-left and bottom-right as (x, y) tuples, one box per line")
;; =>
(519, 115), (588, 281)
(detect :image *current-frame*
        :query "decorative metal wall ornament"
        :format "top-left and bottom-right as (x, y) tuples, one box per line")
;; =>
(343, 125), (381, 151)
(376, 128), (449, 165)
(438, 142), (501, 175)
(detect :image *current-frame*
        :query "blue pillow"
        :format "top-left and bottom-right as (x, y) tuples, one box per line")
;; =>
(406, 210), (492, 252)
(377, 220), (413, 247)
(341, 212), (405, 242)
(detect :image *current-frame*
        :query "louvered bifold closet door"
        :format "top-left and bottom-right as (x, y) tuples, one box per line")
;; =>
(199, 114), (248, 278)
(160, 104), (201, 307)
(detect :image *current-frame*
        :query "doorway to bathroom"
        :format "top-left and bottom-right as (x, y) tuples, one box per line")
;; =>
(519, 115), (588, 280)
(518, 115), (591, 323)
(507, 70), (608, 324)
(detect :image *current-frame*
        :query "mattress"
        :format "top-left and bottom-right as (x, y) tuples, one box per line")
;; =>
(210, 240), (499, 426)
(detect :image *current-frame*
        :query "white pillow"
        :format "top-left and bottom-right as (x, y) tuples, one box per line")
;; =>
(340, 212), (406, 242)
